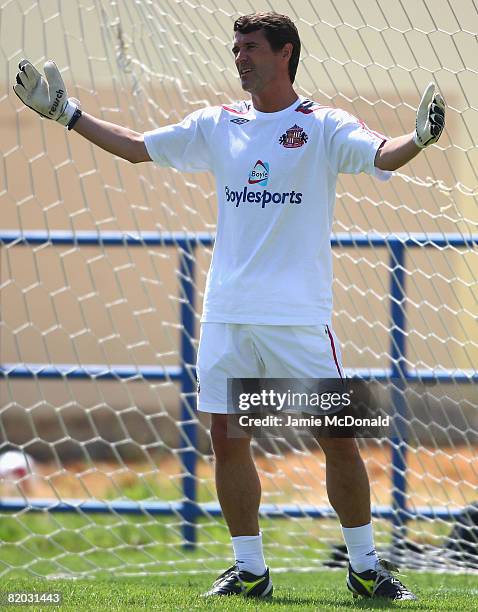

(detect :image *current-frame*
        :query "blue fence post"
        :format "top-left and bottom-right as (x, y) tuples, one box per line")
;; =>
(389, 241), (409, 547)
(178, 240), (199, 549)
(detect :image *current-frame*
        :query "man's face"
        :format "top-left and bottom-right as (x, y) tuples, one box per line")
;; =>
(232, 29), (290, 94)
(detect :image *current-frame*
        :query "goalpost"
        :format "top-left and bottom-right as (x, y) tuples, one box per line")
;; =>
(1, 0), (477, 578)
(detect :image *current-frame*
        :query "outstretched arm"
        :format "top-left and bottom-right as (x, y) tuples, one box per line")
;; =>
(374, 83), (445, 172)
(374, 134), (420, 172)
(72, 112), (150, 164)
(13, 59), (150, 164)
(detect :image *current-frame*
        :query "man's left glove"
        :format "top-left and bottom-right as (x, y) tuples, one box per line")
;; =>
(413, 82), (445, 149)
(13, 59), (81, 129)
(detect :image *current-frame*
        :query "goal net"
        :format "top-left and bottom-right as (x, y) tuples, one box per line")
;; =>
(1, 0), (477, 578)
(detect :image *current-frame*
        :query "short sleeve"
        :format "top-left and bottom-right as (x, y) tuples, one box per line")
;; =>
(324, 110), (391, 181)
(144, 107), (215, 173)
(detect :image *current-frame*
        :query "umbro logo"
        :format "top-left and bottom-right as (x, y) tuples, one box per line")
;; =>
(230, 118), (250, 125)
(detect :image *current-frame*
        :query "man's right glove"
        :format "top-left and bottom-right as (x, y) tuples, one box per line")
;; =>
(13, 59), (81, 129)
(413, 82), (446, 149)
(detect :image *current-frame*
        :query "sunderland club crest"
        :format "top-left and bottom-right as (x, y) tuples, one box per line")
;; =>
(279, 124), (308, 148)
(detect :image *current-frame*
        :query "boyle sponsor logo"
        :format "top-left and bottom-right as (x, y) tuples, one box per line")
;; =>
(248, 160), (269, 186)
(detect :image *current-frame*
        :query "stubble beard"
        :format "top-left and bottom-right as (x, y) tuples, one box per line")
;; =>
(241, 71), (265, 95)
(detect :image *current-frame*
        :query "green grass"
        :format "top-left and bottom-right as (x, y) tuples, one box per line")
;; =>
(1, 512), (477, 609)
(0, 511), (353, 577)
(1, 475), (477, 609)
(1, 571), (477, 611)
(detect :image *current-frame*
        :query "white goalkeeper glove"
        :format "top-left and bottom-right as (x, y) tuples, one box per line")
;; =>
(413, 82), (445, 149)
(13, 59), (82, 129)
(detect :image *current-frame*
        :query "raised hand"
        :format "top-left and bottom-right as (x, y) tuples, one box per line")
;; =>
(413, 82), (446, 148)
(13, 59), (81, 129)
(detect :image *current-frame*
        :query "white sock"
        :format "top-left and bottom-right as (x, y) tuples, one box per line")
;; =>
(342, 522), (379, 573)
(232, 532), (266, 576)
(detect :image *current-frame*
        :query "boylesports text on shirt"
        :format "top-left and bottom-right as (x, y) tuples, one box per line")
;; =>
(224, 185), (303, 208)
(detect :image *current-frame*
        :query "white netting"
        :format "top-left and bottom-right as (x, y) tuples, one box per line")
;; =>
(0, 0), (477, 578)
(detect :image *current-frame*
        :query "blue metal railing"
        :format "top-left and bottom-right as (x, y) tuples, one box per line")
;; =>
(1, 230), (477, 547)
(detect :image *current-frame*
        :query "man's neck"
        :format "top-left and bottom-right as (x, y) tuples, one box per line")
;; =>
(251, 88), (298, 113)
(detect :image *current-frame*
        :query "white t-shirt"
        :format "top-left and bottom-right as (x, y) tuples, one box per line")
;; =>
(144, 96), (390, 325)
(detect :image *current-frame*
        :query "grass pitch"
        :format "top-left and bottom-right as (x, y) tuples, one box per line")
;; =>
(1, 512), (477, 610)
(2, 571), (477, 611)
(1, 452), (477, 610)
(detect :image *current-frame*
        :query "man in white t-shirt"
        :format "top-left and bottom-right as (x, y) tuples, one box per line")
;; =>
(14, 11), (445, 601)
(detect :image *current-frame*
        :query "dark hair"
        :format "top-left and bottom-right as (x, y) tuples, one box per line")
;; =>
(233, 12), (301, 84)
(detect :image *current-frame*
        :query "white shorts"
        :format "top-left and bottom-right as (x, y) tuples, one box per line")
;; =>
(196, 323), (343, 413)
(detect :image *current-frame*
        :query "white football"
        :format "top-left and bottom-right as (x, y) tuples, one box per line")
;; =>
(0, 450), (36, 479)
